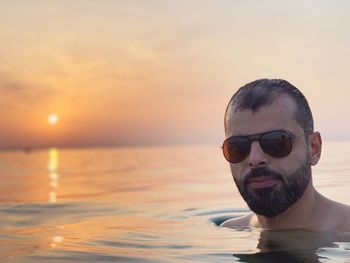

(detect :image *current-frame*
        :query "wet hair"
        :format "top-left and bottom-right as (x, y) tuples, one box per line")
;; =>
(224, 79), (314, 133)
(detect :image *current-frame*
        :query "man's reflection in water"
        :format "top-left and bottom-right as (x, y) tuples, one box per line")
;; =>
(233, 230), (349, 263)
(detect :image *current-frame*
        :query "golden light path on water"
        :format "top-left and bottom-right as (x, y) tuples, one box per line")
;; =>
(48, 148), (59, 204)
(47, 148), (64, 248)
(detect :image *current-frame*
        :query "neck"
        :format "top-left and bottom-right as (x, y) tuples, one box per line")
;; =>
(253, 180), (318, 230)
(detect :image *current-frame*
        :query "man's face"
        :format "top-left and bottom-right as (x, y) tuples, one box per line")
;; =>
(225, 95), (312, 217)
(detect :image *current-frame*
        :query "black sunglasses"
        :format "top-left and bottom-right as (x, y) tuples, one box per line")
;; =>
(222, 130), (313, 164)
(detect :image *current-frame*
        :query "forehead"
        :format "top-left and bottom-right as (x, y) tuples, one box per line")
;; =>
(225, 95), (302, 137)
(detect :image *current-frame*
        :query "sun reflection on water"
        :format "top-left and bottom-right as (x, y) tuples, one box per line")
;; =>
(47, 148), (66, 250)
(48, 148), (59, 203)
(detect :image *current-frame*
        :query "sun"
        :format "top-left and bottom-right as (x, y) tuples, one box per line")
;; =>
(48, 114), (59, 125)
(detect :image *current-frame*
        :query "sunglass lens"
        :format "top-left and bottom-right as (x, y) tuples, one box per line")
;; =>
(223, 137), (251, 163)
(260, 131), (292, 158)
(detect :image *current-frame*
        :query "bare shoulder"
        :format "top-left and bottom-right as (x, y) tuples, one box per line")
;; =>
(334, 201), (350, 231)
(319, 194), (350, 231)
(220, 213), (254, 229)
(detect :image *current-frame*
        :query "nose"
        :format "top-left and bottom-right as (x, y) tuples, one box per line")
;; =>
(248, 140), (268, 168)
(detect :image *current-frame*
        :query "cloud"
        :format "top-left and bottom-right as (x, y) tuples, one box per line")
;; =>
(0, 71), (27, 92)
(0, 71), (58, 110)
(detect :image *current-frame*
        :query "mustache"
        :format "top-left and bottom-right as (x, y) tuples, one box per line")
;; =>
(243, 167), (284, 186)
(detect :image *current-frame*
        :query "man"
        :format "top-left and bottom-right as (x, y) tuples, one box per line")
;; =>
(221, 79), (350, 231)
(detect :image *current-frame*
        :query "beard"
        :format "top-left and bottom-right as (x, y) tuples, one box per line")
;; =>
(233, 158), (311, 218)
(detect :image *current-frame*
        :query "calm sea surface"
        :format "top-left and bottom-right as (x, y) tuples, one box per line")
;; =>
(1, 142), (350, 262)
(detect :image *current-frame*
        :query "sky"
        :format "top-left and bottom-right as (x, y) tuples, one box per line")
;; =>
(1, 0), (350, 149)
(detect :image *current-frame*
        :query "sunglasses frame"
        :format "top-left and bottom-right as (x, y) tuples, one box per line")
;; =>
(222, 129), (313, 164)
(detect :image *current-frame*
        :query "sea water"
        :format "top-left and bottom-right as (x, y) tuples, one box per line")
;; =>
(0, 142), (350, 262)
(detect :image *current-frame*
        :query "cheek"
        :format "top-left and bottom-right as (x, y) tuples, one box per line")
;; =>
(275, 148), (308, 175)
(229, 163), (246, 182)
(293, 145), (309, 166)
(293, 139), (309, 160)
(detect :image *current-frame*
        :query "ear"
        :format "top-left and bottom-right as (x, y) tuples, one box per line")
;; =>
(308, 132), (322, 166)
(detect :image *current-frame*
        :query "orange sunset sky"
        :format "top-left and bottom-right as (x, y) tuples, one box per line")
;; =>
(1, 1), (350, 149)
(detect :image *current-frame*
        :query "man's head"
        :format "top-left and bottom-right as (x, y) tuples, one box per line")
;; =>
(223, 79), (322, 217)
